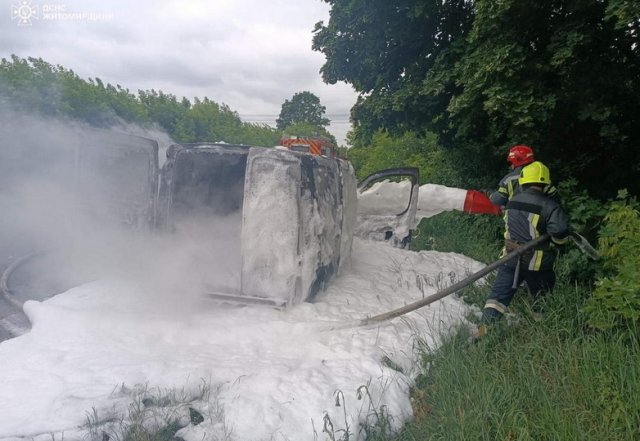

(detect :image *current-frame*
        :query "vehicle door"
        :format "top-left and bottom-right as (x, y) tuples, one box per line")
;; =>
(355, 167), (420, 248)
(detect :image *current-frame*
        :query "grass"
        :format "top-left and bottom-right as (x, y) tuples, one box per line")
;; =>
(398, 284), (640, 440)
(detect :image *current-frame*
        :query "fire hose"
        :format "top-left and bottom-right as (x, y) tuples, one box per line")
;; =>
(356, 234), (551, 327)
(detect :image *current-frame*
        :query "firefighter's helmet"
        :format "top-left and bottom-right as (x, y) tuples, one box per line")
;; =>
(507, 145), (535, 167)
(519, 161), (551, 186)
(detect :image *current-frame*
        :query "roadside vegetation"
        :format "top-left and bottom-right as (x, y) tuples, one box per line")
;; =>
(390, 191), (640, 441)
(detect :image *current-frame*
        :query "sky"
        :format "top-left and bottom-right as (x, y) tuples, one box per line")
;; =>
(1, 0), (357, 143)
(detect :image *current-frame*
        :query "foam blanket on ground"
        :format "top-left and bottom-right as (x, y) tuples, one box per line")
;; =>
(0, 238), (483, 441)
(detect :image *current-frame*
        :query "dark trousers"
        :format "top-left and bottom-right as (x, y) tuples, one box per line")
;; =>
(482, 264), (555, 322)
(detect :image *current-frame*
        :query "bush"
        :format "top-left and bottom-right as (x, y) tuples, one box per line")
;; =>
(348, 130), (462, 186)
(554, 179), (607, 283)
(556, 178), (607, 240)
(582, 191), (640, 331)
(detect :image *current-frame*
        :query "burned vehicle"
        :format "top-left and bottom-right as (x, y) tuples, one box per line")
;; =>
(156, 143), (419, 307)
(0, 125), (419, 308)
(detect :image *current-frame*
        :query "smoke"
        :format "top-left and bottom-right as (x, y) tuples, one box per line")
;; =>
(0, 109), (241, 315)
(107, 117), (175, 169)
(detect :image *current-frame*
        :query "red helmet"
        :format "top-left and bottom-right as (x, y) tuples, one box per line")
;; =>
(507, 145), (534, 167)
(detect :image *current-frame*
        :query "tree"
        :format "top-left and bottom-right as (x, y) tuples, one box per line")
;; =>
(276, 91), (330, 130)
(138, 89), (190, 135)
(430, 0), (640, 196)
(313, 0), (640, 196)
(312, 0), (473, 145)
(281, 120), (337, 146)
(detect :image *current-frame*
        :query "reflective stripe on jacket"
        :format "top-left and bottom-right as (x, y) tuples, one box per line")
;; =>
(503, 187), (570, 271)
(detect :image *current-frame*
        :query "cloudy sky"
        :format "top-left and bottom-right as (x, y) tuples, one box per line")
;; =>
(2, 0), (357, 143)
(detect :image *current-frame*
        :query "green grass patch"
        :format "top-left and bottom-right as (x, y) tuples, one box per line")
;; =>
(397, 281), (640, 441)
(411, 212), (503, 264)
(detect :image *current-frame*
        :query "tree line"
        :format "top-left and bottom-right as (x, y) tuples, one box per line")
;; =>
(0, 55), (334, 148)
(313, 0), (640, 197)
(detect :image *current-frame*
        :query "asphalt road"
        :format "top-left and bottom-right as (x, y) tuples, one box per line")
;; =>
(0, 233), (39, 341)
(0, 256), (28, 341)
(1, 236), (99, 342)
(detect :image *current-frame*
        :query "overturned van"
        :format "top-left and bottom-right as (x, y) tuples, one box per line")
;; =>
(156, 143), (360, 307)
(156, 143), (421, 307)
(0, 122), (419, 307)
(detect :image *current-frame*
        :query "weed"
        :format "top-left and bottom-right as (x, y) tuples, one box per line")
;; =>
(356, 384), (394, 440)
(83, 379), (233, 441)
(316, 379), (402, 441)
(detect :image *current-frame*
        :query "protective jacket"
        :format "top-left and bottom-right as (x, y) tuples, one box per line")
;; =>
(502, 187), (570, 271)
(490, 166), (559, 207)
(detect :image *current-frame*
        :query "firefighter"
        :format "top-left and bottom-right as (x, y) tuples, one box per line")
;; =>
(488, 145), (559, 207)
(480, 161), (570, 326)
